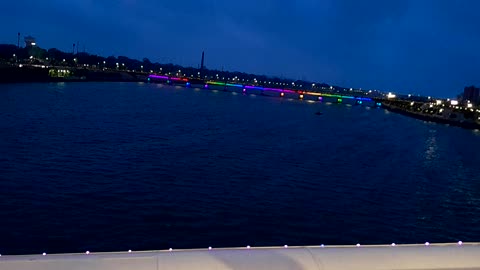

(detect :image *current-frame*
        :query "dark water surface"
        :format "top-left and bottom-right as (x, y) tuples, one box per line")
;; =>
(1, 82), (479, 255)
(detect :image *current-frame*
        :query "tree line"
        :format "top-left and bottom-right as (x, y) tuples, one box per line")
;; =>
(0, 43), (330, 90)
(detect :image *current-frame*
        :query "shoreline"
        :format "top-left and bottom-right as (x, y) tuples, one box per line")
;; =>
(0, 65), (147, 84)
(381, 102), (480, 130)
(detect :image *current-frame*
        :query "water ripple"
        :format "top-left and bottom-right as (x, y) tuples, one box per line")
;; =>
(0, 82), (480, 254)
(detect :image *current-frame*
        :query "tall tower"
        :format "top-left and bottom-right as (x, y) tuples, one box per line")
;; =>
(200, 51), (205, 70)
(17, 32), (20, 48)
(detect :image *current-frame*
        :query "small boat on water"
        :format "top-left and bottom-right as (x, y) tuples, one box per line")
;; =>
(315, 112), (323, 115)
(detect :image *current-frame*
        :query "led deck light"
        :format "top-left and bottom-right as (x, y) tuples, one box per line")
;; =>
(149, 75), (168, 79)
(208, 81), (226, 86)
(245, 86), (263, 90)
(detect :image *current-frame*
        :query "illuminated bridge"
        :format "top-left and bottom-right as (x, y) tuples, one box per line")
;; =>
(1, 243), (479, 270)
(148, 75), (382, 107)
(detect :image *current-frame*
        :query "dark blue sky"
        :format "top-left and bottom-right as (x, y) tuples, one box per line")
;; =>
(1, 0), (479, 97)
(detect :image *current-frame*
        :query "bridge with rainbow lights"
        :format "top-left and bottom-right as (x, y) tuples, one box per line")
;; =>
(148, 74), (382, 107)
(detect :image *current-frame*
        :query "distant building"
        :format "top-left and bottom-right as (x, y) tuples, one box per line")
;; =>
(463, 86), (480, 105)
(24, 36), (36, 47)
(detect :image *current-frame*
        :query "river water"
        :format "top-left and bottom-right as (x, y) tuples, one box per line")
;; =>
(0, 82), (479, 254)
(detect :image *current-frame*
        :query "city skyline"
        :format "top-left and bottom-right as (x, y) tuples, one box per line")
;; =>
(1, 0), (480, 97)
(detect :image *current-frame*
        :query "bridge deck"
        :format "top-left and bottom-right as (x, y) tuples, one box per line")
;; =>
(1, 243), (479, 270)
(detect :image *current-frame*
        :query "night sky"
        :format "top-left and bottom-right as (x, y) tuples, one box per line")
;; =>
(1, 0), (479, 97)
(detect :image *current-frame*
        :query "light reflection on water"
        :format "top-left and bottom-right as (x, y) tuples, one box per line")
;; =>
(424, 129), (438, 161)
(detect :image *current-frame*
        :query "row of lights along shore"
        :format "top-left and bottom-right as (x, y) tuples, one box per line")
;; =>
(0, 241), (465, 257)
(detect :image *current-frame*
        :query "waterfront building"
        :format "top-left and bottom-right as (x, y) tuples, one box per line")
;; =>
(463, 86), (480, 105)
(24, 36), (36, 47)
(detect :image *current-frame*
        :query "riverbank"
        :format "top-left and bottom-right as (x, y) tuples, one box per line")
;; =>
(380, 100), (480, 130)
(0, 64), (147, 83)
